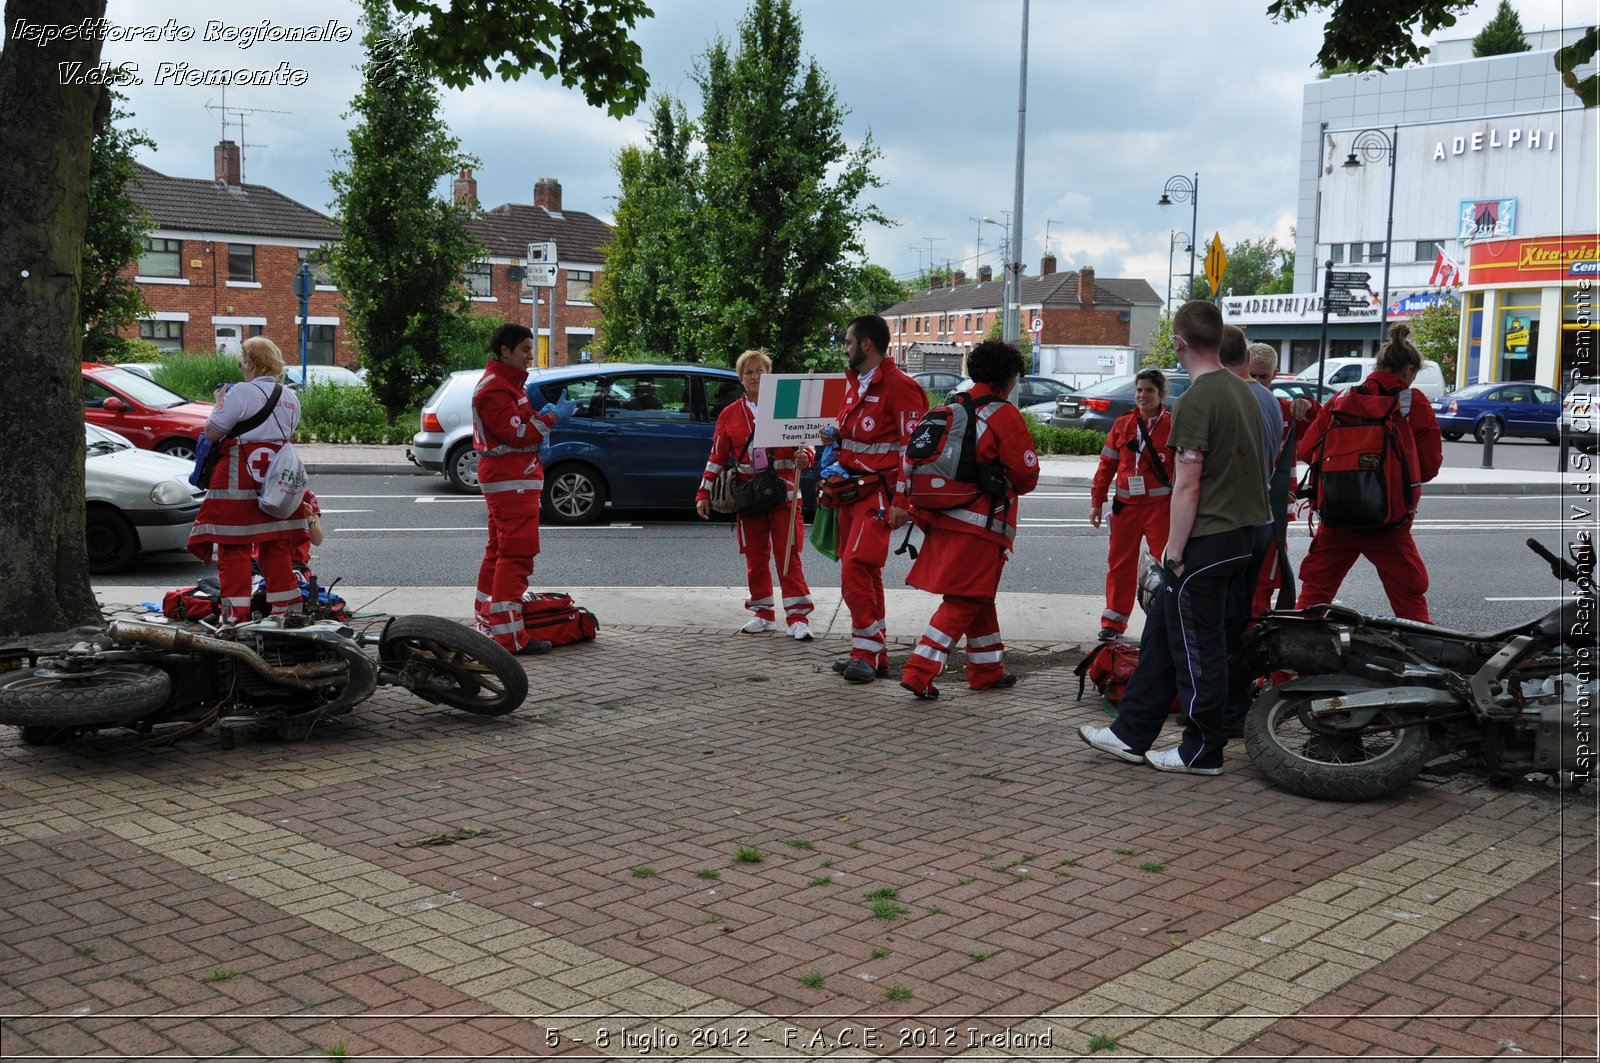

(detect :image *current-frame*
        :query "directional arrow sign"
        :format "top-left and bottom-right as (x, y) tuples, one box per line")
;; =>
(1204, 233), (1227, 296)
(1329, 270), (1371, 286)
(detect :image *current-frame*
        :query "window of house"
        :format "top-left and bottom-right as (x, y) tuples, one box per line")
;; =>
(464, 261), (493, 298)
(137, 237), (182, 278)
(1328, 244), (1344, 265)
(965, 314), (973, 331)
(566, 269), (594, 304)
(139, 320), (184, 351)
(227, 244), (255, 282)
(1366, 242), (1386, 263)
(1413, 240), (1444, 262)
(306, 324), (337, 364)
(297, 247), (333, 286)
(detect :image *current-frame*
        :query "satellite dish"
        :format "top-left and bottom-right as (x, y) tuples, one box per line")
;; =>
(506, 265), (527, 281)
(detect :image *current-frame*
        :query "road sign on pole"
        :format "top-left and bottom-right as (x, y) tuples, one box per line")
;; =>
(1204, 233), (1227, 296)
(524, 241), (558, 289)
(1328, 270), (1371, 287)
(1030, 315), (1043, 334)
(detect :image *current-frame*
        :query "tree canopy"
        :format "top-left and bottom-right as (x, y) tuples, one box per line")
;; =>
(82, 90), (153, 363)
(1473, 0), (1531, 57)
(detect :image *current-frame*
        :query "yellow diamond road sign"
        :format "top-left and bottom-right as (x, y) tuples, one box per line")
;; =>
(1204, 233), (1227, 296)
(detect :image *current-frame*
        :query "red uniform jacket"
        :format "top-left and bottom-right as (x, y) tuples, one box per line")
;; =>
(1090, 408), (1173, 509)
(473, 359), (558, 494)
(909, 382), (1041, 549)
(696, 399), (813, 503)
(834, 356), (929, 498)
(1297, 369), (1443, 482)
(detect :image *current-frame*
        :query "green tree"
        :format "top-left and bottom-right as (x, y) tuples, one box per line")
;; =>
(82, 90), (153, 363)
(1409, 296), (1462, 385)
(598, 0), (885, 372)
(0, 0), (651, 638)
(1143, 312), (1176, 370)
(1473, 0), (1530, 57)
(1213, 236), (1296, 297)
(839, 264), (911, 321)
(329, 0), (484, 423)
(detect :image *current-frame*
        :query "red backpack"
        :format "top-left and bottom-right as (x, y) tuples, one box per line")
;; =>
(1075, 641), (1179, 716)
(903, 391), (1008, 511)
(521, 592), (599, 646)
(1303, 384), (1420, 531)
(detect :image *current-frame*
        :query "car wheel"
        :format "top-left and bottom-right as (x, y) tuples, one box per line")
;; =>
(85, 506), (140, 574)
(1474, 417), (1504, 445)
(443, 441), (481, 494)
(155, 437), (197, 463)
(1441, 431), (1463, 442)
(543, 463), (608, 525)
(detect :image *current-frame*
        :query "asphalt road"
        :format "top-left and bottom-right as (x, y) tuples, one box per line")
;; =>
(105, 471), (1589, 635)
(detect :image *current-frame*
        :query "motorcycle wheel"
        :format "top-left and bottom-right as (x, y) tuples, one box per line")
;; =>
(0, 664), (171, 728)
(1243, 686), (1429, 801)
(379, 615), (529, 716)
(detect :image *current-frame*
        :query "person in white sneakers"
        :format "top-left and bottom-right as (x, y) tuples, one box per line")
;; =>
(695, 348), (816, 640)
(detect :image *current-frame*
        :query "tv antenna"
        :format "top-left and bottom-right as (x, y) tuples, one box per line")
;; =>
(1044, 219), (1064, 258)
(204, 87), (291, 182)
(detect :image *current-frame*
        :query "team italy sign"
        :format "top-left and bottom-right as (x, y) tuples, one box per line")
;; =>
(753, 374), (848, 447)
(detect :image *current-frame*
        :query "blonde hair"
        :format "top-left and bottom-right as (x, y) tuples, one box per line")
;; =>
(240, 336), (286, 377)
(735, 348), (773, 374)
(1246, 342), (1278, 374)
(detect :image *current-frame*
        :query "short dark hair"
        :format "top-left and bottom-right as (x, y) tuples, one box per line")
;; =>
(966, 340), (1025, 387)
(1171, 301), (1223, 352)
(1219, 324), (1248, 366)
(847, 314), (890, 355)
(489, 322), (533, 358)
(1376, 322), (1423, 375)
(1135, 367), (1167, 394)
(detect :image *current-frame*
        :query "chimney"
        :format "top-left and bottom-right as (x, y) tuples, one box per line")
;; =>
(1078, 266), (1096, 310)
(952, 269), (966, 286)
(978, 265), (993, 283)
(452, 168), (477, 208)
(928, 272), (945, 290)
(534, 177), (563, 212)
(214, 140), (241, 186)
(1040, 252), (1057, 276)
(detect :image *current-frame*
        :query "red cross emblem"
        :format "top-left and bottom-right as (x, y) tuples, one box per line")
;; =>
(247, 446), (275, 483)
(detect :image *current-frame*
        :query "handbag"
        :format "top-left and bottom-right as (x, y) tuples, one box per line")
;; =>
(727, 434), (786, 517)
(258, 440), (309, 519)
(189, 382), (283, 488)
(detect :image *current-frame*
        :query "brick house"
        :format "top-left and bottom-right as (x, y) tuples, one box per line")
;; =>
(458, 173), (609, 368)
(882, 255), (1163, 369)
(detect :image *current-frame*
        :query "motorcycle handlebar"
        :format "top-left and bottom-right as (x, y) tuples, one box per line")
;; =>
(1526, 537), (1579, 583)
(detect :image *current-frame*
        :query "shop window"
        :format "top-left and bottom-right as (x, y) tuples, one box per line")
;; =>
(1499, 288), (1539, 383)
(464, 261), (493, 298)
(1328, 244), (1344, 264)
(139, 319), (184, 351)
(1366, 242), (1385, 263)
(566, 269), (594, 304)
(227, 244), (255, 282)
(137, 237), (181, 278)
(1413, 239), (1446, 262)
(1465, 293), (1484, 384)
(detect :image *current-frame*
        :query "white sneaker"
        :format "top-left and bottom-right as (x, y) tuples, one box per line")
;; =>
(788, 620), (814, 641)
(1077, 724), (1144, 764)
(1144, 747), (1223, 776)
(741, 616), (776, 634)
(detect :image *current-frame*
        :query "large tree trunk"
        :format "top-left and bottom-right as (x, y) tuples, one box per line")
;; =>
(0, 0), (108, 637)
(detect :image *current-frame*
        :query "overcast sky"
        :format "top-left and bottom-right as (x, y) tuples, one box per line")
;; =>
(14, 0), (1593, 302)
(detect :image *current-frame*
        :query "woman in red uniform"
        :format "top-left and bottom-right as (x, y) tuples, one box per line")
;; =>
(695, 349), (816, 638)
(1088, 368), (1172, 641)
(899, 340), (1040, 700)
(187, 337), (305, 623)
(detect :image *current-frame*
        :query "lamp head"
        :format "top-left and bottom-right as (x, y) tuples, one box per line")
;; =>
(1157, 194), (1173, 212)
(1342, 151), (1361, 171)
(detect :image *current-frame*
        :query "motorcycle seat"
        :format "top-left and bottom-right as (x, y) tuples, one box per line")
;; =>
(1257, 604), (1544, 645)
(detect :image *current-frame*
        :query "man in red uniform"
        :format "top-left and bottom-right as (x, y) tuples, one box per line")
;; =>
(1295, 323), (1443, 622)
(899, 341), (1040, 699)
(472, 323), (576, 654)
(1089, 369), (1171, 640)
(823, 314), (929, 684)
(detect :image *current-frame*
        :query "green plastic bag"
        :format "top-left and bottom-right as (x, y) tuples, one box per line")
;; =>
(808, 505), (840, 562)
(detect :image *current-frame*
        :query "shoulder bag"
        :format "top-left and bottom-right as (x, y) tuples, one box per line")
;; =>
(731, 434), (786, 517)
(189, 382), (283, 488)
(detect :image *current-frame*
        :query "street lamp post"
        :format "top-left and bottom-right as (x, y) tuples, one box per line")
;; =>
(1167, 230), (1192, 309)
(1157, 173), (1199, 302)
(1342, 126), (1398, 341)
(983, 215), (1010, 335)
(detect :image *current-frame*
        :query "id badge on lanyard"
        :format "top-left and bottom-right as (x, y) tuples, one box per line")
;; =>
(1126, 475), (1147, 497)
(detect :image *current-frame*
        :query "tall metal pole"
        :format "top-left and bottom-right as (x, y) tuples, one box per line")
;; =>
(1167, 229), (1175, 310)
(1187, 173), (1199, 301)
(1378, 125), (1397, 340)
(1004, 0), (1028, 346)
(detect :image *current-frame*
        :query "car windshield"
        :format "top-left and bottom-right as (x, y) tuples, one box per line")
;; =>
(1451, 383), (1498, 400)
(84, 423), (132, 453)
(90, 364), (193, 408)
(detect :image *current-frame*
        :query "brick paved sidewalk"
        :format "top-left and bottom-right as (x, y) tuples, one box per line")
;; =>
(1, 618), (1595, 1061)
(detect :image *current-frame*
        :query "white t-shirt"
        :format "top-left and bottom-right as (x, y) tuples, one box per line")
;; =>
(207, 377), (301, 442)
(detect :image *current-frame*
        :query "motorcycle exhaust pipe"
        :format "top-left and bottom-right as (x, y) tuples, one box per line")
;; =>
(106, 621), (346, 692)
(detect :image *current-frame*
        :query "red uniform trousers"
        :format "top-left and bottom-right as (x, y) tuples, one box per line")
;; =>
(189, 439), (304, 622)
(900, 532), (1009, 692)
(737, 502), (814, 623)
(1101, 500), (1169, 634)
(837, 490), (892, 667)
(475, 490), (542, 652)
(1251, 534), (1285, 616)
(1296, 523), (1430, 623)
(217, 542), (298, 622)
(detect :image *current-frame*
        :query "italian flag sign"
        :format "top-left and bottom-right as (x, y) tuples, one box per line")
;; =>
(753, 373), (848, 447)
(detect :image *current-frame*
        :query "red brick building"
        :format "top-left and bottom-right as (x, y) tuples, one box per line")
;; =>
(883, 256), (1162, 368)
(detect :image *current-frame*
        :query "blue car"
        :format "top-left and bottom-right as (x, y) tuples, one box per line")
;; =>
(1431, 381), (1563, 444)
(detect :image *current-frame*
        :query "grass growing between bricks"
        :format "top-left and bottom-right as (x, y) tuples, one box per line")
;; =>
(695, 869), (720, 880)
(733, 846), (763, 864)
(631, 866), (661, 879)
(884, 986), (913, 1001)
(798, 969), (824, 989)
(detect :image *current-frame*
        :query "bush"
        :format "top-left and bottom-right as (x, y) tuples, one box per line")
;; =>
(439, 313), (500, 378)
(1026, 415), (1106, 456)
(153, 352), (244, 400)
(294, 380), (418, 444)
(103, 339), (165, 365)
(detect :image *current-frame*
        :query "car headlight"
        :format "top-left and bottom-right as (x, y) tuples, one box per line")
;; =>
(150, 479), (192, 505)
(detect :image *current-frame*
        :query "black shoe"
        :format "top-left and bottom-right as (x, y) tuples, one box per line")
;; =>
(518, 639), (553, 656)
(1098, 627), (1120, 642)
(899, 680), (940, 700)
(840, 658), (878, 683)
(976, 672), (1018, 691)
(832, 659), (889, 679)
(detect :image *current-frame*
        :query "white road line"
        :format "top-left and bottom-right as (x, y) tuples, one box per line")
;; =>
(333, 524), (639, 533)
(1484, 595), (1577, 602)
(413, 496), (485, 504)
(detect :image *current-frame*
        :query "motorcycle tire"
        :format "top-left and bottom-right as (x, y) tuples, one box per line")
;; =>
(1243, 686), (1429, 802)
(0, 664), (171, 728)
(379, 615), (529, 716)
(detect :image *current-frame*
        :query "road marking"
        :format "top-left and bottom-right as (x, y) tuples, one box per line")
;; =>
(1483, 595), (1576, 602)
(318, 509), (370, 515)
(413, 496), (485, 504)
(333, 524), (640, 533)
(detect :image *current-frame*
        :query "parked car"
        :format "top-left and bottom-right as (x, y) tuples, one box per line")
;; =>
(1432, 381), (1563, 443)
(82, 362), (214, 463)
(1295, 356), (1447, 399)
(1270, 379), (1338, 406)
(281, 365), (365, 389)
(909, 371), (963, 400)
(950, 373), (1078, 419)
(1561, 381), (1598, 453)
(409, 363), (817, 523)
(1047, 371), (1191, 434)
(116, 362), (160, 382)
(83, 423), (204, 573)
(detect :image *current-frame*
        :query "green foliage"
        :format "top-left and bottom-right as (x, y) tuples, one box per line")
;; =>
(1473, 0), (1530, 56)
(1217, 236), (1295, 297)
(842, 264), (912, 319)
(798, 969), (824, 988)
(330, 0), (484, 424)
(389, 0), (651, 114)
(104, 340), (164, 365)
(1555, 27), (1600, 108)
(82, 91), (153, 363)
(440, 313), (500, 377)
(295, 381), (420, 444)
(152, 353), (244, 399)
(1145, 311), (1176, 369)
(1025, 416), (1107, 457)
(596, 0), (885, 371)
(982, 317), (1034, 359)
(1409, 297), (1462, 385)
(1267, 0), (1473, 71)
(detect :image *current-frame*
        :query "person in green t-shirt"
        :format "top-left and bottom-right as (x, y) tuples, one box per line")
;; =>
(1079, 301), (1266, 776)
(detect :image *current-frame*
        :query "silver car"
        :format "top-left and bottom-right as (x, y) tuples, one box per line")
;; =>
(85, 423), (205, 573)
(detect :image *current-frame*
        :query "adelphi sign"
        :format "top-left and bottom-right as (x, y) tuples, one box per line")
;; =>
(1468, 234), (1600, 285)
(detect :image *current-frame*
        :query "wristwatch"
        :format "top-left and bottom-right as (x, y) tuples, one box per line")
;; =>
(1162, 555), (1183, 573)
